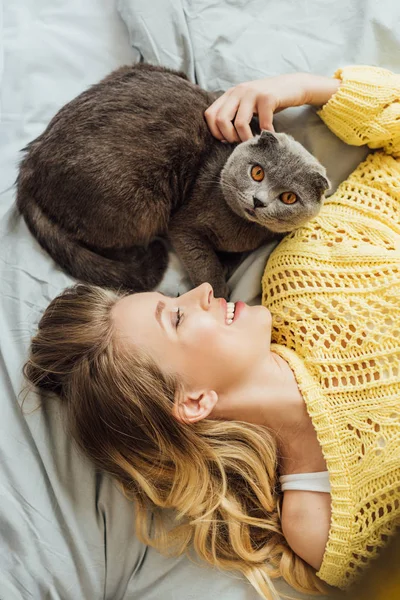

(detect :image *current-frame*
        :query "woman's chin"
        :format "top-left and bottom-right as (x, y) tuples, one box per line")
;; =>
(258, 304), (272, 319)
(249, 304), (273, 330)
(263, 306), (273, 328)
(236, 303), (272, 333)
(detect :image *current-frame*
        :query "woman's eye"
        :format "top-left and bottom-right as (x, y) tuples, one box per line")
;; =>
(175, 308), (183, 328)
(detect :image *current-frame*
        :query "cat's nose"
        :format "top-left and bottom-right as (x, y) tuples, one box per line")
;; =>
(253, 196), (266, 209)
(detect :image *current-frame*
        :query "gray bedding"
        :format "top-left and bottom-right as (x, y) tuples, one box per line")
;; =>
(1, 1), (400, 598)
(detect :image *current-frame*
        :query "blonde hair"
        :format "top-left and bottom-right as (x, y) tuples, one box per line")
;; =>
(24, 284), (326, 599)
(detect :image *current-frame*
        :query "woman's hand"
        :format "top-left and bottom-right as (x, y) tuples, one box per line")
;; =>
(205, 72), (340, 143)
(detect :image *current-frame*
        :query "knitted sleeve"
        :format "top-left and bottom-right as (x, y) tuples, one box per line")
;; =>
(317, 66), (400, 157)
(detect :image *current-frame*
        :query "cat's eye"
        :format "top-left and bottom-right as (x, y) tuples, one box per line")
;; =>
(251, 165), (265, 182)
(280, 192), (297, 205)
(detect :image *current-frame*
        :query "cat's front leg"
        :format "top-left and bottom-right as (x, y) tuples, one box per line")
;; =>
(169, 226), (230, 299)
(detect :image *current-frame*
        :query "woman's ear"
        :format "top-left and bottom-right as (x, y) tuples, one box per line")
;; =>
(173, 389), (218, 424)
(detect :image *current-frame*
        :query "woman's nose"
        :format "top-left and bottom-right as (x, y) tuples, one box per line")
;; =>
(195, 282), (213, 310)
(181, 283), (213, 311)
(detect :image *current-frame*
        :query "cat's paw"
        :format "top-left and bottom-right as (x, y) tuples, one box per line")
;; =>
(213, 282), (231, 300)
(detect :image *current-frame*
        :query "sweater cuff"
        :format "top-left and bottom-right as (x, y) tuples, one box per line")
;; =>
(317, 65), (400, 149)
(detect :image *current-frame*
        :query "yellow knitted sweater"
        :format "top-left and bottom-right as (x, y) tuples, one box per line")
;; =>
(261, 66), (400, 589)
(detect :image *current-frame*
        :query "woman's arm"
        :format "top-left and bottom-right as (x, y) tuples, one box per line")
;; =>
(318, 66), (400, 158)
(281, 490), (331, 571)
(205, 66), (400, 158)
(205, 73), (340, 142)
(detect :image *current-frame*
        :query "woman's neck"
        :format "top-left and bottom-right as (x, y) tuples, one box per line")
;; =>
(214, 351), (327, 475)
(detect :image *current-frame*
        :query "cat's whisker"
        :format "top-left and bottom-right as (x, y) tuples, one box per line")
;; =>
(201, 179), (240, 194)
(200, 178), (222, 186)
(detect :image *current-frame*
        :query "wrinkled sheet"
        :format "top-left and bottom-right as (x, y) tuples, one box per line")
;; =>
(1, 0), (400, 598)
(119, 0), (400, 303)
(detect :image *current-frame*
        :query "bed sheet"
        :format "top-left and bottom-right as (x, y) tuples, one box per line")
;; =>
(2, 0), (400, 599)
(118, 0), (400, 303)
(0, 1), (289, 599)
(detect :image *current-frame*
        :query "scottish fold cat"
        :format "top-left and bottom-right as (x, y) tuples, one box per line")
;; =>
(16, 63), (329, 298)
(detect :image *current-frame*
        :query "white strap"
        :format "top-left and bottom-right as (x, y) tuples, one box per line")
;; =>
(279, 471), (331, 493)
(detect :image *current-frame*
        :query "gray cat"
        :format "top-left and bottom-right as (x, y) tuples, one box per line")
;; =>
(16, 63), (329, 298)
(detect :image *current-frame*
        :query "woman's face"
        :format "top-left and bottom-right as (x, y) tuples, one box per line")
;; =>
(111, 283), (272, 394)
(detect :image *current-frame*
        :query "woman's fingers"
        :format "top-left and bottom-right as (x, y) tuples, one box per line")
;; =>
(256, 94), (276, 133)
(213, 93), (242, 143)
(233, 93), (257, 141)
(206, 86), (277, 142)
(204, 91), (231, 140)
(205, 89), (241, 142)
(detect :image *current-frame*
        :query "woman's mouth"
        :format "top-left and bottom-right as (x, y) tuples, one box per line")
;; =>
(220, 299), (246, 325)
(225, 301), (246, 324)
(226, 301), (236, 325)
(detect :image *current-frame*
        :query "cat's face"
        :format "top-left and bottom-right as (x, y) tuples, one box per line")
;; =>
(220, 131), (329, 233)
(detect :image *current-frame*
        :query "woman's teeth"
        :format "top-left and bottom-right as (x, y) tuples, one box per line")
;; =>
(226, 301), (235, 325)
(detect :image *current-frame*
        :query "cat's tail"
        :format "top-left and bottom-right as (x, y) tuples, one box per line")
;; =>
(17, 197), (169, 292)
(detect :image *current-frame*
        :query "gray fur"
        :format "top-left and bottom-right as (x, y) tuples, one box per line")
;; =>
(222, 131), (329, 233)
(16, 64), (329, 299)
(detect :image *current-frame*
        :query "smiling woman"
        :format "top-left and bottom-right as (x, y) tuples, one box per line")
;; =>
(23, 65), (400, 600)
(111, 284), (273, 414)
(23, 281), (327, 600)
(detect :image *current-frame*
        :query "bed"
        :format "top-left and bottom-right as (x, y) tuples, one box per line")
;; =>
(1, 1), (399, 598)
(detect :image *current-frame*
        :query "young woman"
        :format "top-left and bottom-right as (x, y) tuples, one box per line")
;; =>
(25, 65), (400, 600)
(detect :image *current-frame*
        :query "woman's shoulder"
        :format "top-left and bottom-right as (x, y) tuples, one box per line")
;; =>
(281, 489), (331, 571)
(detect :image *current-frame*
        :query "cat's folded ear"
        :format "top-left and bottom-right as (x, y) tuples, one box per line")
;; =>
(313, 172), (331, 194)
(258, 130), (279, 150)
